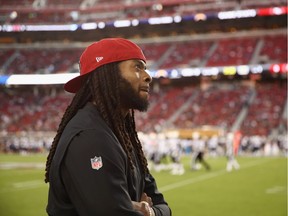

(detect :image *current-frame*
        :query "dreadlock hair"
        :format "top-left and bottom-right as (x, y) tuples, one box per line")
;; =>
(44, 62), (149, 183)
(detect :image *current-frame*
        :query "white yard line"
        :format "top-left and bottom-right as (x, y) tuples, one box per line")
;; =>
(13, 180), (44, 189)
(0, 162), (45, 169)
(159, 160), (269, 192)
(265, 186), (286, 194)
(0, 180), (47, 193)
(0, 159), (272, 194)
(0, 162), (46, 193)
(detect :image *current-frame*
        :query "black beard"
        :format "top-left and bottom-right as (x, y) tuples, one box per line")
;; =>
(118, 76), (149, 112)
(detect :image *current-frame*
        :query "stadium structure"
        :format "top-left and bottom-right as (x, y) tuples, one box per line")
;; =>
(0, 0), (287, 154)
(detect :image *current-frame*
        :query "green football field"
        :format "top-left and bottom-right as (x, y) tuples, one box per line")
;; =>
(0, 153), (286, 216)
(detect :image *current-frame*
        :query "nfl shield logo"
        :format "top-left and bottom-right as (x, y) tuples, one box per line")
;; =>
(91, 156), (103, 170)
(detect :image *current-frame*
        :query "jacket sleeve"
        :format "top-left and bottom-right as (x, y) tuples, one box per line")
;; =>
(60, 129), (143, 216)
(144, 173), (172, 216)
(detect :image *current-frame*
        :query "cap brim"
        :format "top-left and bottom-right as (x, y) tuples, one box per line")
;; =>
(64, 74), (88, 93)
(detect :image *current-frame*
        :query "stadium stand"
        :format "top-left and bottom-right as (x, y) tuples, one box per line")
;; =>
(0, 0), (287, 155)
(1, 80), (286, 136)
(172, 84), (251, 129)
(159, 40), (213, 69)
(1, 79), (287, 154)
(240, 82), (287, 136)
(0, 32), (286, 74)
(0, 0), (286, 24)
(206, 37), (258, 67)
(260, 35), (287, 63)
(2, 48), (82, 75)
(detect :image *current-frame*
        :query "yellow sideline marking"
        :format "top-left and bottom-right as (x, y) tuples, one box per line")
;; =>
(159, 160), (269, 192)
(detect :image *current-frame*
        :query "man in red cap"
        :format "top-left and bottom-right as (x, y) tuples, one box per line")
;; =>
(45, 38), (171, 216)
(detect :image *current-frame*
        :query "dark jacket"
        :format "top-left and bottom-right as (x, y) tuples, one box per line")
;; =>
(47, 103), (171, 216)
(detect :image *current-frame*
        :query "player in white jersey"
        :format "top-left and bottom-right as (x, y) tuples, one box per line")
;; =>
(167, 137), (185, 175)
(226, 132), (240, 172)
(191, 134), (210, 171)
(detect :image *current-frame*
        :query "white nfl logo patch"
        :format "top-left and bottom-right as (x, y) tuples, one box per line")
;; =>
(91, 156), (103, 170)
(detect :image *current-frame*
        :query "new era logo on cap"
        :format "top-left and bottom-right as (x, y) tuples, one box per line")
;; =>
(96, 57), (103, 62)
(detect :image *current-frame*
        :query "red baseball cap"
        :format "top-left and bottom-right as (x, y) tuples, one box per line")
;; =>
(64, 38), (146, 93)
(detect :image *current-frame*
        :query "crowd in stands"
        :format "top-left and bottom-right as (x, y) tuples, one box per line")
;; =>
(0, 0), (286, 24)
(206, 37), (258, 67)
(0, 88), (71, 132)
(0, 0), (286, 25)
(173, 84), (251, 129)
(1, 48), (82, 75)
(0, 0), (286, 156)
(0, 81), (286, 155)
(0, 33), (286, 75)
(159, 40), (213, 69)
(241, 82), (287, 136)
(260, 35), (287, 64)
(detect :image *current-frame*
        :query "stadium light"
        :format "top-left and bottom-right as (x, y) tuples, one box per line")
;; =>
(5, 73), (79, 85)
(0, 63), (285, 86)
(148, 16), (173, 25)
(223, 66), (237, 76)
(113, 20), (131, 28)
(81, 22), (97, 30)
(202, 67), (219, 76)
(131, 19), (139, 26)
(237, 65), (250, 75)
(180, 68), (201, 77)
(25, 24), (79, 31)
(98, 22), (106, 29)
(218, 9), (257, 20)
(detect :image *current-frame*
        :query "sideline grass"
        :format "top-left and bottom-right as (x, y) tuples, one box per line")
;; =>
(0, 154), (286, 216)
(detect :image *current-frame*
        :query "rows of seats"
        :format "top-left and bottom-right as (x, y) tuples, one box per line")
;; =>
(0, 0), (210, 24)
(260, 35), (287, 63)
(1, 0), (285, 24)
(0, 34), (286, 75)
(240, 0), (287, 9)
(0, 81), (286, 137)
(0, 0), (286, 8)
(206, 37), (258, 66)
(46, 0), (83, 7)
(140, 42), (172, 69)
(0, 0), (81, 7)
(134, 89), (167, 133)
(0, 89), (71, 132)
(240, 82), (287, 136)
(172, 84), (251, 129)
(135, 85), (196, 133)
(1, 48), (82, 74)
(159, 40), (213, 69)
(0, 0), (34, 7)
